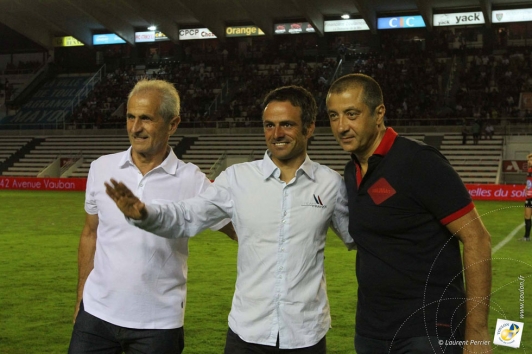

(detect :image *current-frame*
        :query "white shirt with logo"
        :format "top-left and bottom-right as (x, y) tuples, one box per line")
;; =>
(133, 151), (355, 349)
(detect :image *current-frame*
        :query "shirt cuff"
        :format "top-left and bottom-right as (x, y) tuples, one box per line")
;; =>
(440, 202), (475, 225)
(127, 204), (158, 228)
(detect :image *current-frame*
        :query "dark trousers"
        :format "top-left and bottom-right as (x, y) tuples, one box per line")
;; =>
(224, 328), (326, 354)
(355, 333), (463, 354)
(68, 301), (184, 354)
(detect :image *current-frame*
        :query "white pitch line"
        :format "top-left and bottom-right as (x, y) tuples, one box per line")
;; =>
(492, 224), (525, 255)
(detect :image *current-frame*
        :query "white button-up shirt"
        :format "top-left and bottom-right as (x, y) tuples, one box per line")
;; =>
(134, 152), (354, 348)
(84, 147), (218, 329)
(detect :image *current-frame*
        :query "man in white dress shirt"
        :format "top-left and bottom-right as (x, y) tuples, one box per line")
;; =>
(106, 85), (355, 353)
(68, 79), (234, 354)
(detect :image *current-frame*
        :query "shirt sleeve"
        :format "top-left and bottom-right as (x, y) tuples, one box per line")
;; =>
(84, 161), (98, 215)
(330, 176), (356, 250)
(130, 169), (234, 238)
(409, 146), (473, 225)
(193, 166), (230, 231)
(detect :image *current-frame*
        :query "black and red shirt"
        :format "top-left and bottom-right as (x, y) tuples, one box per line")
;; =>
(526, 167), (532, 199)
(345, 128), (473, 340)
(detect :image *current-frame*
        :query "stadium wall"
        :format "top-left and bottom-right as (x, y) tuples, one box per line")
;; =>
(0, 176), (526, 202)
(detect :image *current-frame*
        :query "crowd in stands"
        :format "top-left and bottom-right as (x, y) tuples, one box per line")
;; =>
(4, 34), (532, 130)
(455, 48), (532, 126)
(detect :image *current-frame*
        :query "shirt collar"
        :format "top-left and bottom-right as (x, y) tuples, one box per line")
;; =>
(373, 127), (398, 156)
(119, 146), (179, 175)
(351, 127), (398, 162)
(262, 151), (315, 181)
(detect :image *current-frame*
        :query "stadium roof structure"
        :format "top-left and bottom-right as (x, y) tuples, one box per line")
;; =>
(0, 0), (529, 50)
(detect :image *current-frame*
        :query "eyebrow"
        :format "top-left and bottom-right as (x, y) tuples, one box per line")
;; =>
(263, 119), (298, 125)
(127, 113), (152, 119)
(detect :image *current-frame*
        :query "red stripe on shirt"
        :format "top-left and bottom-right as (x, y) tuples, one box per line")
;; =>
(440, 202), (475, 225)
(355, 162), (362, 187)
(374, 127), (398, 156)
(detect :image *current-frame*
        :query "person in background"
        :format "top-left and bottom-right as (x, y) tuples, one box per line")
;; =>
(484, 121), (494, 140)
(472, 119), (481, 145)
(326, 73), (492, 354)
(105, 85), (356, 353)
(521, 153), (532, 241)
(461, 122), (469, 145)
(68, 79), (235, 354)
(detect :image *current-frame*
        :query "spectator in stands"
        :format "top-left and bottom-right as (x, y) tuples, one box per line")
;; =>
(326, 73), (492, 354)
(472, 119), (481, 145)
(462, 122), (469, 144)
(105, 85), (355, 353)
(68, 79), (235, 354)
(484, 121), (494, 140)
(522, 153), (532, 241)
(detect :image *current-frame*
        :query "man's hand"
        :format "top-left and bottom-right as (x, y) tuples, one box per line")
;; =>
(219, 222), (238, 242)
(105, 179), (147, 220)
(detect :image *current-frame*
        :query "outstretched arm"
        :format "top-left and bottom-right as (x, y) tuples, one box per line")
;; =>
(447, 207), (492, 353)
(105, 178), (233, 239)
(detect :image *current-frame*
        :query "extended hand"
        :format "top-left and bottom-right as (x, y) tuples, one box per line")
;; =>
(105, 179), (147, 220)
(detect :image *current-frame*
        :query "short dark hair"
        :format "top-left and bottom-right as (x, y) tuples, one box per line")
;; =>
(128, 79), (180, 123)
(328, 73), (383, 113)
(262, 85), (317, 134)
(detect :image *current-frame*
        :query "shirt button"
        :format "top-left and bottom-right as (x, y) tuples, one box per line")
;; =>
(139, 183), (143, 187)
(281, 247), (285, 251)
(282, 219), (286, 223)
(279, 266), (283, 270)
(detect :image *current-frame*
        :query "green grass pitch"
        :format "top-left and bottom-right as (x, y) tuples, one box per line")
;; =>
(0, 190), (529, 353)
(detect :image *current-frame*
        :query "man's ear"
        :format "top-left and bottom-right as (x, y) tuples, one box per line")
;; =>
(169, 116), (181, 134)
(305, 122), (316, 139)
(375, 104), (386, 126)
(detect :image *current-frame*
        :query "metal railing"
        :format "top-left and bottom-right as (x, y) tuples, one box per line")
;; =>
(60, 64), (107, 129)
(208, 151), (227, 180)
(60, 150), (83, 176)
(206, 79), (230, 116)
(248, 149), (255, 162)
(328, 58), (344, 85)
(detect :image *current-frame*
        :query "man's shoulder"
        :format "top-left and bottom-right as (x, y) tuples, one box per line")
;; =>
(392, 135), (443, 156)
(228, 159), (262, 171)
(311, 160), (342, 180)
(394, 135), (426, 149)
(174, 160), (207, 179)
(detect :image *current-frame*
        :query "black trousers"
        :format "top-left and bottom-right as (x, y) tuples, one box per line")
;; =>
(224, 327), (326, 354)
(68, 301), (184, 354)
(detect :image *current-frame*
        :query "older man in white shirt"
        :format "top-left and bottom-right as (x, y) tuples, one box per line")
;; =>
(106, 85), (355, 353)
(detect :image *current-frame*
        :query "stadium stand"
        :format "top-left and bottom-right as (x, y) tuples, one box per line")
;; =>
(0, 1), (531, 185)
(0, 136), (33, 164)
(439, 133), (503, 183)
(1, 135), (182, 177)
(183, 135), (264, 175)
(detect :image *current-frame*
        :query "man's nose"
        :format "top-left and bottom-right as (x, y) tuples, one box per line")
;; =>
(273, 125), (284, 139)
(131, 117), (142, 132)
(336, 116), (349, 133)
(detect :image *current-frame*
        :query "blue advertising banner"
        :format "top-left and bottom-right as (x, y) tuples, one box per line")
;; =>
(378, 16), (425, 29)
(93, 34), (126, 45)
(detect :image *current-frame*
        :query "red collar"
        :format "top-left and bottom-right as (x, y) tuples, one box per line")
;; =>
(373, 127), (398, 156)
